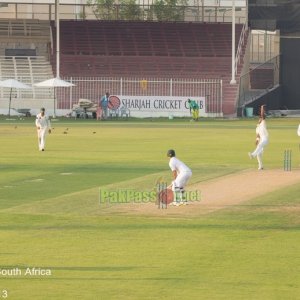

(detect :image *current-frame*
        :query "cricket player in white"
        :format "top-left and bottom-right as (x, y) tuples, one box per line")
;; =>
(167, 149), (192, 205)
(35, 107), (51, 151)
(248, 105), (269, 170)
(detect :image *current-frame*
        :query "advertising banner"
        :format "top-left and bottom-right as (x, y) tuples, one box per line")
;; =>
(109, 95), (206, 118)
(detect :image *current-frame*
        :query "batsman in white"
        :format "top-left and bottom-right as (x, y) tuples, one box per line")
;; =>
(167, 149), (192, 205)
(35, 107), (51, 151)
(248, 105), (269, 170)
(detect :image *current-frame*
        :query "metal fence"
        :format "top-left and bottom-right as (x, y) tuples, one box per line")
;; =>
(0, 3), (246, 24)
(56, 77), (223, 115)
(238, 55), (280, 108)
(250, 31), (278, 63)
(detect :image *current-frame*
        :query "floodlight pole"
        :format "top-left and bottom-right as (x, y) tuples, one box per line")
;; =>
(230, 0), (236, 85)
(54, 0), (60, 118)
(55, 0), (60, 78)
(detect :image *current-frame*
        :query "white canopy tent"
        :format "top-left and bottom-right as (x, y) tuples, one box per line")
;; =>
(0, 79), (31, 116)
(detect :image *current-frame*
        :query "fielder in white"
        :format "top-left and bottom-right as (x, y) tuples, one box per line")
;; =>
(35, 107), (51, 151)
(167, 149), (192, 205)
(248, 105), (269, 170)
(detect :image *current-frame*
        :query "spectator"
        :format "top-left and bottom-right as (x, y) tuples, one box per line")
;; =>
(99, 92), (111, 119)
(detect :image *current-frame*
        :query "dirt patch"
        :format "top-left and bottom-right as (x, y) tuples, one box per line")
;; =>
(104, 169), (300, 217)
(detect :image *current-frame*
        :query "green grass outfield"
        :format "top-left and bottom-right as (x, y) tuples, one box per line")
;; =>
(0, 117), (300, 299)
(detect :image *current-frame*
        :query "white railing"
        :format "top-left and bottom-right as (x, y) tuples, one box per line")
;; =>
(235, 21), (248, 75)
(0, 76), (223, 116)
(0, 19), (50, 37)
(57, 77), (223, 116)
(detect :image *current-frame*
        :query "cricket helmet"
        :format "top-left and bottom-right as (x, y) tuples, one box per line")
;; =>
(167, 149), (176, 157)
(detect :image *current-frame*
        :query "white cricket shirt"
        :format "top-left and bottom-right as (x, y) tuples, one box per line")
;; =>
(169, 157), (191, 174)
(36, 113), (51, 129)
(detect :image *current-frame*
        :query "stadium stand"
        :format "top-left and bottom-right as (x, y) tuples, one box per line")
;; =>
(0, 18), (247, 115)
(50, 20), (247, 115)
(53, 21), (240, 59)
(0, 19), (54, 100)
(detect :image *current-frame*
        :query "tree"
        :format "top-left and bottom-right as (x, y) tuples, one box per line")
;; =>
(87, 0), (188, 21)
(87, 0), (117, 20)
(119, 0), (142, 20)
(153, 0), (187, 21)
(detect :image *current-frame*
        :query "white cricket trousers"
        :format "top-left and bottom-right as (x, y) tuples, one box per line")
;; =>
(37, 128), (48, 150)
(251, 138), (268, 157)
(172, 171), (192, 191)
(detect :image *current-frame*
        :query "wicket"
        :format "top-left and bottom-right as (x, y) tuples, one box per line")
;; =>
(157, 182), (168, 209)
(283, 149), (292, 171)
